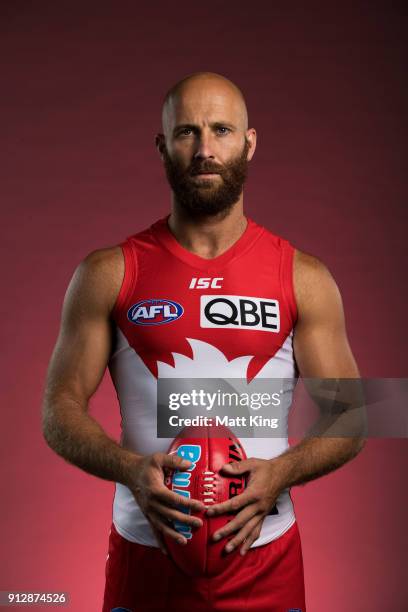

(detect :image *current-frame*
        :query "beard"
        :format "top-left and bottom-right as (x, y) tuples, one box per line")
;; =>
(162, 138), (250, 218)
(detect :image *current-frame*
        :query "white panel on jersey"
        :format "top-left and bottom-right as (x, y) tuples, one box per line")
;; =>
(109, 325), (298, 548)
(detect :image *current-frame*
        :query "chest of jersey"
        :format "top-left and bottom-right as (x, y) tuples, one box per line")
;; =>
(112, 216), (297, 383)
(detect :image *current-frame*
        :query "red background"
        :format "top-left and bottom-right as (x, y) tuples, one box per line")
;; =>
(1, 2), (407, 610)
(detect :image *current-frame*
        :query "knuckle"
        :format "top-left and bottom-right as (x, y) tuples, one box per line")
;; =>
(169, 453), (182, 467)
(167, 507), (185, 520)
(182, 513), (198, 526)
(232, 534), (243, 547)
(230, 498), (240, 511)
(149, 484), (161, 498)
(166, 527), (184, 542)
(250, 529), (261, 543)
(148, 514), (159, 529)
(233, 517), (244, 530)
(252, 489), (263, 503)
(175, 494), (189, 508)
(151, 452), (164, 465)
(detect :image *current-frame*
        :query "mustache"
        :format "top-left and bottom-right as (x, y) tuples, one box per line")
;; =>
(189, 164), (224, 176)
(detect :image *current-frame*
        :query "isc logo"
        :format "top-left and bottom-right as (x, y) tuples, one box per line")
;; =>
(189, 277), (223, 289)
(200, 295), (280, 332)
(127, 299), (184, 326)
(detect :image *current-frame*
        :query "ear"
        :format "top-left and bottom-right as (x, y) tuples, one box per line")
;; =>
(155, 133), (166, 160)
(245, 128), (257, 161)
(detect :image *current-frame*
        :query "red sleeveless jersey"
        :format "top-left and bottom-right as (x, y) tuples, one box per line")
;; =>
(108, 214), (299, 547)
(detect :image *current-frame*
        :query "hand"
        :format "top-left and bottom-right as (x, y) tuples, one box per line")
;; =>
(127, 452), (205, 555)
(205, 457), (282, 556)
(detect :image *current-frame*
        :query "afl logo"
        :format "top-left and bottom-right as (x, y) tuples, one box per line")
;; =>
(127, 299), (184, 326)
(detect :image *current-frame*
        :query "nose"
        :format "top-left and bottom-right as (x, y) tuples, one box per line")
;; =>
(193, 131), (215, 160)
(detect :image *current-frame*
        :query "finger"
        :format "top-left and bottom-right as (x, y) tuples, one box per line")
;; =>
(151, 500), (203, 529)
(212, 504), (259, 541)
(219, 458), (254, 475)
(160, 452), (193, 471)
(155, 485), (206, 512)
(239, 522), (262, 556)
(149, 511), (189, 546)
(205, 490), (255, 517)
(222, 515), (262, 554)
(146, 515), (169, 555)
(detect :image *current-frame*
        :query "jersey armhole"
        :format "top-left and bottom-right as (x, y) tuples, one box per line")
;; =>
(279, 239), (298, 328)
(111, 239), (138, 321)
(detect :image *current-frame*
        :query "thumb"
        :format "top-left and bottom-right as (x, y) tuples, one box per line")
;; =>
(162, 452), (192, 471)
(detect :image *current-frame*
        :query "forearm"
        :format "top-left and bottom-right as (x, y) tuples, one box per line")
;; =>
(272, 435), (365, 490)
(42, 394), (141, 487)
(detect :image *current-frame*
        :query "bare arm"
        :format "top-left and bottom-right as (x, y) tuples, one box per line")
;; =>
(41, 247), (137, 484)
(202, 249), (366, 555)
(273, 249), (366, 487)
(42, 248), (204, 551)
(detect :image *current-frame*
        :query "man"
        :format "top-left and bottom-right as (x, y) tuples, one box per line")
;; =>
(42, 71), (365, 612)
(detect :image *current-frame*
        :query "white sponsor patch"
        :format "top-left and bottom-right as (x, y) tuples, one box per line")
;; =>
(200, 295), (280, 332)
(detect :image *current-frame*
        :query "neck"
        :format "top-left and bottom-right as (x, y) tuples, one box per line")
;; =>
(167, 199), (247, 260)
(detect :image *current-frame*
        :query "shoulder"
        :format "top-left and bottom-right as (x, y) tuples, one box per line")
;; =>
(293, 248), (343, 322)
(80, 245), (124, 278)
(66, 245), (124, 315)
(293, 248), (335, 288)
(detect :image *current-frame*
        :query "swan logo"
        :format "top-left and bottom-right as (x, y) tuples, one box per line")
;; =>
(128, 299), (184, 326)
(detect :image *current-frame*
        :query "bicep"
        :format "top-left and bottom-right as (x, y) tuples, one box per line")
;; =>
(292, 251), (360, 378)
(44, 249), (123, 407)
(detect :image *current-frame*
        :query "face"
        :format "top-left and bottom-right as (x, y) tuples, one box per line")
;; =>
(158, 80), (255, 218)
(162, 137), (251, 218)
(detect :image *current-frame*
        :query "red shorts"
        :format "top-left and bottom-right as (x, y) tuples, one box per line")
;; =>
(102, 521), (306, 612)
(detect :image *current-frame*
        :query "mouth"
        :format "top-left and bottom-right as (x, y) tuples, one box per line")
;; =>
(192, 172), (220, 178)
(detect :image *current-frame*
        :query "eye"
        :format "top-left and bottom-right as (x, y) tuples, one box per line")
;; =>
(216, 126), (230, 135)
(179, 128), (193, 136)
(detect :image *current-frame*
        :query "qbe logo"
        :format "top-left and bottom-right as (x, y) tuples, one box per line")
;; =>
(200, 295), (280, 332)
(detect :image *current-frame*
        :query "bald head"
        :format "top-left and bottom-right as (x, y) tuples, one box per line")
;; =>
(157, 72), (257, 218)
(161, 71), (249, 139)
